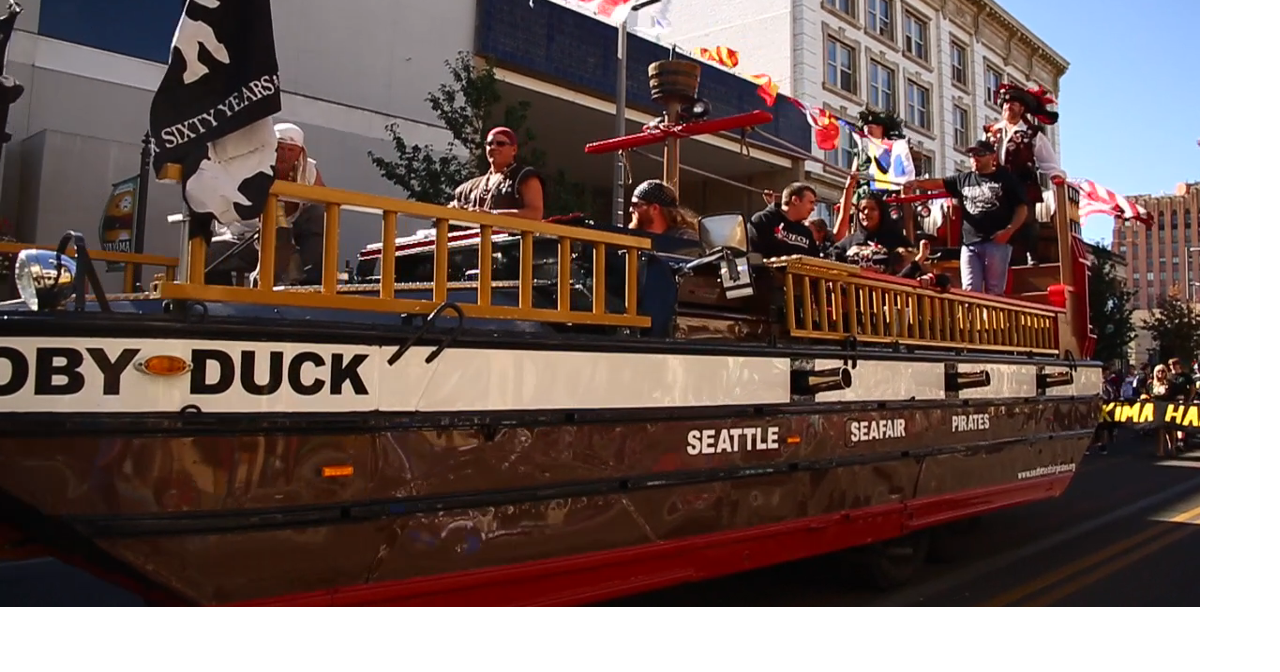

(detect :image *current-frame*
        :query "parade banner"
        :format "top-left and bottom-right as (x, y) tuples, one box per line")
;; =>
(98, 175), (140, 272)
(1100, 400), (1200, 430)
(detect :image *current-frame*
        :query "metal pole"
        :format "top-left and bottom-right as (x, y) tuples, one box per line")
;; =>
(1184, 246), (1198, 301)
(132, 130), (153, 292)
(613, 0), (665, 228)
(613, 20), (627, 228)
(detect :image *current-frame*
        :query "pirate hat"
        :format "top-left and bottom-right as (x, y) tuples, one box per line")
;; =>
(996, 84), (1060, 126)
(854, 107), (906, 140)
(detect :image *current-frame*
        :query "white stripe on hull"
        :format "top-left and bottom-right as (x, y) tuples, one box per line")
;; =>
(813, 360), (947, 402)
(0, 338), (791, 414)
(813, 360), (1101, 402)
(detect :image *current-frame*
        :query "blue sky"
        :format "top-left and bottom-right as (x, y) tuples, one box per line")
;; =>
(997, 0), (1201, 245)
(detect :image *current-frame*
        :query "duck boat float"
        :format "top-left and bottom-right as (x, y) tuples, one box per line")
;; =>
(0, 52), (1105, 605)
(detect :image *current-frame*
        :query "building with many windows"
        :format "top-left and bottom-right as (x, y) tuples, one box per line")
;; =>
(637, 0), (1070, 212)
(1110, 182), (1200, 310)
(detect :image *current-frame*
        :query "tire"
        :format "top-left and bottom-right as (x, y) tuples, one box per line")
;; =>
(853, 532), (931, 591)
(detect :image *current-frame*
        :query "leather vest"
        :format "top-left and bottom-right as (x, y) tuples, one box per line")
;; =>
(984, 123), (1044, 204)
(452, 163), (539, 212)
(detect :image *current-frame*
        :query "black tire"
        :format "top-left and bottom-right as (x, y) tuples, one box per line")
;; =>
(854, 532), (930, 591)
(926, 519), (979, 563)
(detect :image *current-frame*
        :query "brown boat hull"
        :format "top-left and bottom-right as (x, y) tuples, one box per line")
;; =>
(0, 398), (1092, 605)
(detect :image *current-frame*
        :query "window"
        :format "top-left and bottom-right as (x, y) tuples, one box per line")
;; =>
(904, 12), (928, 62)
(1146, 272), (1154, 281)
(37, 0), (187, 63)
(1172, 256), (1179, 264)
(825, 38), (857, 95)
(950, 42), (968, 86)
(826, 128), (858, 169)
(985, 66), (1003, 105)
(869, 60), (896, 110)
(952, 105), (969, 147)
(906, 80), (931, 130)
(867, 0), (893, 40)
(1160, 271), (1167, 281)
(1184, 209), (1192, 228)
(1157, 212), (1165, 229)
(1171, 211), (1178, 227)
(824, 0), (855, 15)
(1133, 273), (1140, 282)
(1120, 245), (1128, 255)
(917, 152), (935, 178)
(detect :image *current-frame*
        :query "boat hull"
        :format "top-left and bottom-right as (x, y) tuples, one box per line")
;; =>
(0, 402), (1091, 605)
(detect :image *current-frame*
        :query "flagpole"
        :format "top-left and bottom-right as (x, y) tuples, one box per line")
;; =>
(612, 0), (665, 228)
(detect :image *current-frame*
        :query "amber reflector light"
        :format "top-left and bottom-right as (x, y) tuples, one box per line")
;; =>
(139, 355), (192, 376)
(786, 436), (801, 444)
(321, 465), (355, 478)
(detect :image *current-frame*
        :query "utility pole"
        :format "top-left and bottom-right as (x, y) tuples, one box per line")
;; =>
(612, 0), (665, 228)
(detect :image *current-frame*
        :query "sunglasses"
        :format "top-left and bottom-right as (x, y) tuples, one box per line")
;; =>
(486, 140), (511, 148)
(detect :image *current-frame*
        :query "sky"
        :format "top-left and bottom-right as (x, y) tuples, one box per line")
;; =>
(996, 0), (1200, 246)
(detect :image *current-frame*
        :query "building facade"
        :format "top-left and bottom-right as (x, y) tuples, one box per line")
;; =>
(1110, 181), (1200, 310)
(637, 0), (1070, 210)
(2, 0), (811, 287)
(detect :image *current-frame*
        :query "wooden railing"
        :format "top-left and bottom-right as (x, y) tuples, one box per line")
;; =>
(153, 165), (651, 329)
(0, 242), (179, 292)
(768, 256), (1062, 355)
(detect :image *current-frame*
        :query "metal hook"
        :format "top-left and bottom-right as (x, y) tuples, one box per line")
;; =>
(387, 302), (466, 367)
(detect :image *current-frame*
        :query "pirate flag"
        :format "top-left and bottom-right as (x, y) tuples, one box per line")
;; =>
(149, 0), (282, 241)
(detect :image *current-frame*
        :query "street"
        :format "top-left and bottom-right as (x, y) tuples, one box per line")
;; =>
(601, 429), (1200, 607)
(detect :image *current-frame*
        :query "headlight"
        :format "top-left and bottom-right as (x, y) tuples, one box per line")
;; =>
(13, 248), (77, 310)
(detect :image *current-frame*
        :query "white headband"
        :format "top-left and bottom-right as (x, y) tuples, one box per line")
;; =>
(275, 122), (304, 148)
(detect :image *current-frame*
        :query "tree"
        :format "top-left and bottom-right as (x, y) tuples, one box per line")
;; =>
(368, 51), (593, 217)
(1087, 251), (1139, 365)
(1141, 293), (1200, 364)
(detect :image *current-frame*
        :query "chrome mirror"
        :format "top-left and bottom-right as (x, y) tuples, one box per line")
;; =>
(698, 213), (748, 252)
(13, 248), (77, 310)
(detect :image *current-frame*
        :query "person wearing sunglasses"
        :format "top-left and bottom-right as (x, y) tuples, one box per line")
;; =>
(449, 127), (544, 221)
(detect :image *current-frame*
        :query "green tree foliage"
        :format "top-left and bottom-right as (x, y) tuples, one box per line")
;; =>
(1087, 250), (1139, 365)
(1142, 293), (1200, 364)
(368, 52), (593, 216)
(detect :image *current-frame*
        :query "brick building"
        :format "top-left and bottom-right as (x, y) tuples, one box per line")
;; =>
(1110, 181), (1200, 310)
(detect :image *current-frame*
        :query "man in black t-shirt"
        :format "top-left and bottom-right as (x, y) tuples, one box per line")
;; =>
(748, 182), (820, 258)
(905, 140), (1028, 295)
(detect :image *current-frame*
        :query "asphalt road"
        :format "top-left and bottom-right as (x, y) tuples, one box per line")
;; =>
(0, 430), (1198, 607)
(600, 428), (1200, 607)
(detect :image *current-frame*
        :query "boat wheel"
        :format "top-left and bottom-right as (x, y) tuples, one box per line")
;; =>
(850, 531), (930, 590)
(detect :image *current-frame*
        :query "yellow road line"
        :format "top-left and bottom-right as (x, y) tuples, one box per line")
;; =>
(983, 505), (1199, 607)
(1022, 523), (1197, 606)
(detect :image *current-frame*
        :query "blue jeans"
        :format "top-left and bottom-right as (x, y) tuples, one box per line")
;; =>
(960, 240), (1013, 295)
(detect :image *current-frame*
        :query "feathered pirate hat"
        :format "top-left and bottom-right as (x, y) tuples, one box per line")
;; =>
(854, 107), (906, 140)
(997, 83), (1060, 126)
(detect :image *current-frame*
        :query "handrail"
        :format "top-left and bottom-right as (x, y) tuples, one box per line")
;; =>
(152, 165), (652, 329)
(0, 241), (179, 292)
(767, 255), (1062, 354)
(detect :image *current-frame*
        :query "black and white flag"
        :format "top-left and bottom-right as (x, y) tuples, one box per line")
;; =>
(149, 0), (282, 240)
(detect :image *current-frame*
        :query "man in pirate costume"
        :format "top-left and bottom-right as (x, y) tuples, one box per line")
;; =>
(831, 108), (914, 242)
(450, 127), (545, 221)
(984, 83), (1065, 266)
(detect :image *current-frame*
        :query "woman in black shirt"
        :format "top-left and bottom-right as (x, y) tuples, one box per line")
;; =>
(829, 176), (950, 289)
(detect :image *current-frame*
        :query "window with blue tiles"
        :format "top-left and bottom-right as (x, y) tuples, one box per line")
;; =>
(38, 0), (185, 63)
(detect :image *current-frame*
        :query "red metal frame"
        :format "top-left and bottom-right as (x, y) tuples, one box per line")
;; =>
(228, 474), (1074, 607)
(584, 110), (774, 154)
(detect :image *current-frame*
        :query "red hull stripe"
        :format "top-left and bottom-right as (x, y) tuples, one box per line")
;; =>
(228, 475), (1072, 607)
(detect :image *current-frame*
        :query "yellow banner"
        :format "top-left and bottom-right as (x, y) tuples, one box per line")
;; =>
(1100, 401), (1199, 429)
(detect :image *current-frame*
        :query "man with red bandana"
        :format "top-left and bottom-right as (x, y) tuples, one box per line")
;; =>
(449, 127), (545, 220)
(983, 84), (1065, 266)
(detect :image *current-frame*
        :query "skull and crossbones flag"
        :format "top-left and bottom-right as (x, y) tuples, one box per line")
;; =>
(149, 0), (282, 241)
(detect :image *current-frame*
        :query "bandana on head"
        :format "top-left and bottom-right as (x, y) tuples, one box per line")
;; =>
(632, 179), (678, 208)
(274, 122), (304, 147)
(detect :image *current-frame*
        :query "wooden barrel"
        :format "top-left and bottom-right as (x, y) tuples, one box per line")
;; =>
(648, 60), (700, 104)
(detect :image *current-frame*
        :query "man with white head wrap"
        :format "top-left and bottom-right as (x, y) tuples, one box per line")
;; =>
(206, 121), (328, 286)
